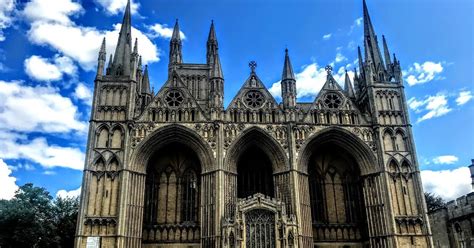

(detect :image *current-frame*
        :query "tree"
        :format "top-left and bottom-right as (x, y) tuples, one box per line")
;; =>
(0, 183), (79, 248)
(424, 192), (446, 212)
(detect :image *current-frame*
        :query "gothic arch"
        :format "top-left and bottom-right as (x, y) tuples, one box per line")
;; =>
(387, 157), (400, 172)
(298, 127), (377, 175)
(224, 126), (288, 174)
(131, 124), (215, 173)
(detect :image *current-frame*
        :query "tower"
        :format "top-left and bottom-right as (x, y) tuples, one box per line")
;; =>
(281, 49), (297, 110)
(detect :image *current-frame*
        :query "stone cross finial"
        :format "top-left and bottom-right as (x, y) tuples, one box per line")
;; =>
(249, 61), (257, 73)
(325, 65), (333, 75)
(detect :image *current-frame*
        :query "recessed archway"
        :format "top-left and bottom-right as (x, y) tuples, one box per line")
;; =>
(237, 144), (274, 198)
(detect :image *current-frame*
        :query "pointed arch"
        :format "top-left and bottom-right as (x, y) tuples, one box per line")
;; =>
(96, 125), (110, 148)
(110, 125), (124, 149)
(107, 155), (120, 171)
(395, 129), (407, 151)
(387, 158), (400, 172)
(91, 156), (106, 171)
(224, 126), (288, 173)
(298, 127), (377, 175)
(131, 124), (215, 173)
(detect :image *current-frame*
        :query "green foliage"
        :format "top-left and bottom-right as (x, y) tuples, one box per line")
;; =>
(0, 183), (79, 248)
(424, 192), (446, 212)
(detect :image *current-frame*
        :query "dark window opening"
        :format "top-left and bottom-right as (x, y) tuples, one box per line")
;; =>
(237, 145), (274, 198)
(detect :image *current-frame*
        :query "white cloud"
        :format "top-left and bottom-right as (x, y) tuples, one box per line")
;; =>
(147, 23), (186, 40)
(433, 155), (459, 165)
(23, 0), (82, 25)
(456, 90), (472, 106)
(333, 53), (347, 64)
(404, 61), (444, 86)
(0, 80), (87, 133)
(322, 33), (332, 40)
(56, 187), (81, 198)
(407, 94), (451, 123)
(348, 17), (363, 34)
(0, 159), (19, 200)
(0, 0), (15, 41)
(24, 55), (77, 81)
(94, 0), (139, 15)
(0, 131), (85, 171)
(24, 0), (159, 71)
(421, 167), (472, 201)
(74, 82), (93, 105)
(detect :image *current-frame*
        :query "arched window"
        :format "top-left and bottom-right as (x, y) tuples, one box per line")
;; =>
(111, 127), (122, 149)
(395, 131), (407, 151)
(383, 131), (394, 151)
(97, 127), (109, 148)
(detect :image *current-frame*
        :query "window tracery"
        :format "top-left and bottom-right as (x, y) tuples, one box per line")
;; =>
(244, 90), (265, 108)
(165, 90), (184, 107)
(323, 93), (342, 109)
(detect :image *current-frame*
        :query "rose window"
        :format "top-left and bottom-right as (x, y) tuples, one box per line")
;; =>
(323, 93), (342, 109)
(245, 90), (265, 108)
(165, 90), (184, 107)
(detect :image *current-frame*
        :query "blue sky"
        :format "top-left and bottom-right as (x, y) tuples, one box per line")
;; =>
(0, 0), (472, 201)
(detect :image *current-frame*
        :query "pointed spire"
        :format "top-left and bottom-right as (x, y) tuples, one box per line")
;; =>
(363, 0), (384, 70)
(96, 37), (107, 77)
(382, 35), (391, 66)
(344, 70), (355, 98)
(138, 56), (142, 69)
(172, 19), (181, 41)
(207, 20), (218, 65)
(169, 19), (183, 66)
(111, 0), (132, 76)
(210, 52), (223, 79)
(133, 38), (138, 54)
(358, 46), (364, 76)
(141, 65), (151, 94)
(99, 37), (106, 57)
(282, 48), (295, 81)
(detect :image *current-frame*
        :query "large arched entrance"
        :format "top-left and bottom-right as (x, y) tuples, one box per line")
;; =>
(307, 143), (368, 246)
(298, 128), (374, 247)
(142, 142), (201, 245)
(237, 144), (274, 198)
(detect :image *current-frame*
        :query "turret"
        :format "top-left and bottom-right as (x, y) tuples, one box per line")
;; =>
(169, 19), (183, 68)
(96, 37), (106, 78)
(131, 38), (140, 80)
(344, 70), (355, 98)
(281, 48), (297, 109)
(208, 21), (224, 111)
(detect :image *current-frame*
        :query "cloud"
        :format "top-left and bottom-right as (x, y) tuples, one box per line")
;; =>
(0, 131), (85, 171)
(0, 0), (15, 41)
(56, 187), (81, 198)
(24, 55), (77, 81)
(0, 80), (87, 133)
(421, 167), (472, 201)
(147, 23), (186, 40)
(407, 94), (451, 123)
(24, 0), (159, 71)
(94, 0), (139, 15)
(456, 90), (472, 106)
(403, 61), (444, 86)
(432, 155), (459, 165)
(322, 33), (332, 40)
(0, 159), (19, 200)
(348, 17), (363, 34)
(74, 83), (93, 105)
(23, 0), (82, 25)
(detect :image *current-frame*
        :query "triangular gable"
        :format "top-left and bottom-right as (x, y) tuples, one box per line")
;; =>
(227, 72), (282, 111)
(137, 70), (208, 121)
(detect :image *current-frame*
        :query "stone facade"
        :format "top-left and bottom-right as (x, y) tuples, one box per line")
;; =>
(75, 0), (433, 247)
(429, 160), (474, 248)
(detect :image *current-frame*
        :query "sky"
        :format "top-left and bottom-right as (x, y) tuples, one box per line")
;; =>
(0, 0), (473, 202)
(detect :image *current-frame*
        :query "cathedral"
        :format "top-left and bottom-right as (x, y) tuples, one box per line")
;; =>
(75, 0), (433, 247)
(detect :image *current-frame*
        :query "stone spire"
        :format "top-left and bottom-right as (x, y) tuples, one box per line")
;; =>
(169, 19), (183, 66)
(363, 0), (384, 71)
(282, 48), (296, 81)
(281, 48), (297, 109)
(207, 20), (218, 65)
(111, 0), (132, 76)
(96, 37), (106, 77)
(358, 46), (364, 78)
(344, 70), (355, 98)
(210, 52), (224, 79)
(141, 65), (151, 95)
(382, 35), (391, 67)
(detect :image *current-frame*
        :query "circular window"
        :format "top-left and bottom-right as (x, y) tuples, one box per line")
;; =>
(165, 90), (184, 107)
(323, 93), (342, 109)
(245, 90), (265, 108)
